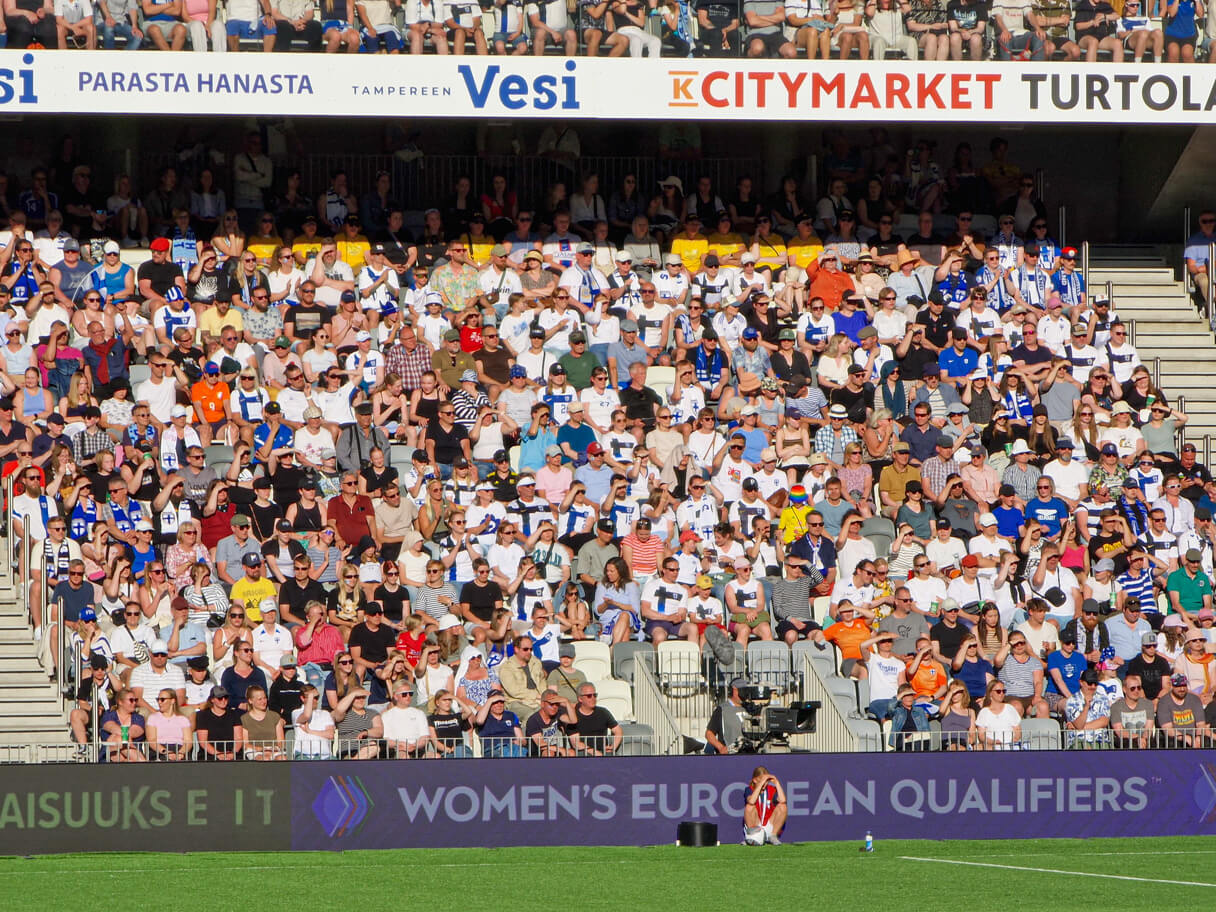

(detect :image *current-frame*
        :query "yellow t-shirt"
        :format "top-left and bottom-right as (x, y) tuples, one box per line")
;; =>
(778, 504), (813, 543)
(292, 238), (324, 264)
(230, 576), (278, 623)
(463, 232), (496, 269)
(788, 235), (826, 269)
(670, 233), (709, 273)
(246, 233), (284, 264)
(706, 232), (746, 265)
(199, 307), (244, 339)
(336, 235), (372, 272)
(754, 234), (788, 271)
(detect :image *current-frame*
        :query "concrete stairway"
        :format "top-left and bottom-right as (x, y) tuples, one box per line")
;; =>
(0, 595), (69, 749)
(1089, 249), (1216, 446)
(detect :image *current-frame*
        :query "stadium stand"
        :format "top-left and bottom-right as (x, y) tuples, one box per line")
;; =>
(5, 0), (1212, 61)
(3, 127), (1216, 765)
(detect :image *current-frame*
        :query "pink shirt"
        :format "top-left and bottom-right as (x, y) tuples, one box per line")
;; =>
(146, 712), (192, 745)
(534, 465), (572, 505)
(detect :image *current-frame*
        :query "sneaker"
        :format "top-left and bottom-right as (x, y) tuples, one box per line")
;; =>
(767, 834), (782, 846)
(32, 627), (41, 644)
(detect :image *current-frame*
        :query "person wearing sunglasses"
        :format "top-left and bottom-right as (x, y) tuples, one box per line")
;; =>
(109, 600), (157, 678)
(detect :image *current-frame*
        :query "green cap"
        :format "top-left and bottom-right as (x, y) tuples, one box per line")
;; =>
(443, 329), (462, 343)
(274, 336), (291, 348)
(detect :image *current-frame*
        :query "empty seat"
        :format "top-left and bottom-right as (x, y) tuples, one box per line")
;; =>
(792, 640), (834, 681)
(572, 640), (612, 682)
(656, 640), (703, 693)
(611, 640), (654, 683)
(596, 677), (634, 722)
(205, 443), (234, 466)
(618, 722), (653, 756)
(129, 363), (151, 387)
(1020, 717), (1061, 751)
(746, 641), (791, 691)
(509, 445), (521, 473)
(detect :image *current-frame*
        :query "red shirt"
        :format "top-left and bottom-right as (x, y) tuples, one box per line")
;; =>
(328, 493), (375, 548)
(460, 325), (483, 353)
(294, 622), (345, 666)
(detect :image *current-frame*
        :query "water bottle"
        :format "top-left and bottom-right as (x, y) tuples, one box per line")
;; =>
(120, 724), (129, 745)
(864, 830), (874, 853)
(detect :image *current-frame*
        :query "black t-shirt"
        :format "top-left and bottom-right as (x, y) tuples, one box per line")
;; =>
(269, 674), (306, 723)
(1179, 463), (1212, 502)
(360, 464), (399, 497)
(489, 469), (518, 504)
(137, 259), (183, 298)
(946, 0), (986, 28)
(348, 621), (396, 666)
(167, 345), (205, 380)
(279, 577), (328, 620)
(1087, 532), (1129, 575)
(268, 465), (308, 508)
(1125, 653), (1172, 701)
(459, 580), (504, 623)
(870, 234), (905, 260)
(284, 304), (331, 341)
(429, 421), (469, 465)
(373, 583), (409, 622)
(1011, 344), (1053, 367)
(524, 710), (569, 756)
(829, 384), (874, 424)
(621, 384), (662, 423)
(574, 705), (618, 739)
(899, 343), (939, 382)
(429, 711), (470, 748)
(929, 620), (969, 661)
(915, 306), (958, 350)
(75, 675), (117, 712)
(250, 501), (284, 541)
(195, 706), (243, 744)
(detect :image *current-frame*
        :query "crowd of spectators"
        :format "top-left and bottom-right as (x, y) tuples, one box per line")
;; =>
(1, 130), (1212, 761)
(3, 0), (1208, 61)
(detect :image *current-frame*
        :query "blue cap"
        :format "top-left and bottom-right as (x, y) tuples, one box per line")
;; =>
(742, 328), (759, 340)
(203, 362), (220, 375)
(509, 365), (527, 379)
(79, 607), (97, 622)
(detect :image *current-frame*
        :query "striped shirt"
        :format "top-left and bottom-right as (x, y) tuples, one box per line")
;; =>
(622, 533), (664, 576)
(998, 653), (1042, 698)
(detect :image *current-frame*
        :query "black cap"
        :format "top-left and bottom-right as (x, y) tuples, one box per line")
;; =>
(364, 602), (383, 615)
(530, 327), (546, 338)
(493, 449), (509, 462)
(354, 401), (373, 415)
(1059, 629), (1077, 644)
(928, 291), (945, 306)
(999, 483), (1016, 496)
(187, 655), (210, 671)
(89, 653), (109, 670)
(276, 519), (292, 532)
(596, 518), (615, 534)
(264, 401), (282, 414)
(700, 327), (718, 341)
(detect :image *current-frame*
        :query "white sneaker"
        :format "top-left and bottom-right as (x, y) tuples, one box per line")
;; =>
(768, 834), (782, 846)
(32, 628), (41, 644)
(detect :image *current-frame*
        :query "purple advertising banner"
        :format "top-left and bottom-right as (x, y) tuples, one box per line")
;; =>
(291, 751), (1216, 850)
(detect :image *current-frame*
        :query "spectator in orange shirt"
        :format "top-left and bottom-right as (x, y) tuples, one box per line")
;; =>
(906, 635), (949, 704)
(805, 248), (856, 311)
(813, 601), (874, 678)
(190, 363), (232, 445)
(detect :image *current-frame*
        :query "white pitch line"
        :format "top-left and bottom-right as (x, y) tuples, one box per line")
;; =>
(977, 850), (1216, 858)
(900, 856), (1216, 888)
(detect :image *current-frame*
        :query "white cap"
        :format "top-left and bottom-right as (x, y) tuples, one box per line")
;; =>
(760, 447), (777, 462)
(355, 330), (372, 343)
(1009, 439), (1032, 457)
(978, 512), (998, 527)
(170, 404), (189, 419)
(103, 240), (121, 255)
(150, 639), (169, 655)
(740, 252), (757, 264)
(259, 597), (278, 615)
(438, 614), (463, 632)
(134, 519), (154, 531)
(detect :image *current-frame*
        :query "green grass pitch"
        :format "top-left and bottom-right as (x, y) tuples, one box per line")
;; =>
(4, 837), (1216, 910)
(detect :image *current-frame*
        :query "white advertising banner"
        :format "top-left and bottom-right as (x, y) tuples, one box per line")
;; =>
(1, 50), (1215, 122)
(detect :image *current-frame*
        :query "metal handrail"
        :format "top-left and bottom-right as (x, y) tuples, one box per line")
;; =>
(1184, 206), (1193, 246)
(1208, 242), (1215, 330)
(1058, 205), (1067, 247)
(633, 661), (684, 756)
(799, 652), (860, 752)
(1177, 395), (1187, 451)
(0, 472), (11, 592)
(1081, 240), (1090, 302)
(1152, 356), (1161, 390)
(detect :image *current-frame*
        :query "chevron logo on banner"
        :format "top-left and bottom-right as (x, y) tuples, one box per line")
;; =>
(313, 776), (374, 838)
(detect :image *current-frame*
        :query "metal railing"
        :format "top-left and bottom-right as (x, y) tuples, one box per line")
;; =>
(1081, 239), (1089, 302)
(633, 662), (684, 757)
(1057, 205), (1068, 248)
(0, 472), (12, 593)
(143, 153), (768, 221)
(799, 652), (861, 752)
